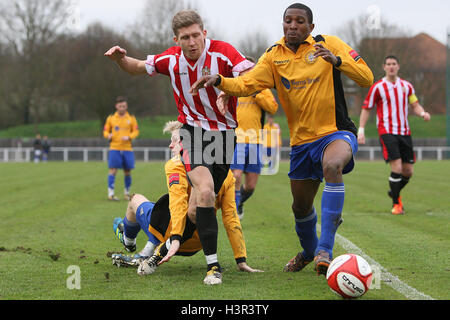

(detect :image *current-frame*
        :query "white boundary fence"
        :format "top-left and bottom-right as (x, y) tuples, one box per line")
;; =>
(1, 146), (450, 162)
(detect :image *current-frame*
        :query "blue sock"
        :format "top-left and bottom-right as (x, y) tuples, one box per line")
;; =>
(316, 183), (345, 259)
(235, 189), (241, 208)
(295, 207), (318, 260)
(123, 216), (141, 240)
(108, 174), (115, 190)
(124, 175), (132, 191)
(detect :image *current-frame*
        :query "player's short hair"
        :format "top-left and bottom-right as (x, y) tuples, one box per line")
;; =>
(172, 10), (204, 36)
(284, 3), (313, 24)
(163, 121), (183, 135)
(116, 96), (128, 103)
(384, 55), (399, 64)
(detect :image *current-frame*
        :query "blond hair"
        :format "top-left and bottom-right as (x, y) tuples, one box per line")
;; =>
(163, 121), (183, 135)
(172, 10), (204, 36)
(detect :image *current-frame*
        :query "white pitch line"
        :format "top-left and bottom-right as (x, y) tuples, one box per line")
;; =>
(335, 233), (435, 300)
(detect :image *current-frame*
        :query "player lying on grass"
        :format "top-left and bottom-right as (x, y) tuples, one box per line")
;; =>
(112, 189), (262, 278)
(112, 121), (262, 284)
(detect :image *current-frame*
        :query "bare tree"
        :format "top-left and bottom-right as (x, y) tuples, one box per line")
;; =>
(334, 14), (411, 115)
(128, 0), (197, 52)
(237, 30), (271, 61)
(335, 13), (410, 50)
(0, 0), (74, 130)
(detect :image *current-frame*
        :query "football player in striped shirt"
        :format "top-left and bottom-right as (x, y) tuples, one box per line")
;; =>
(103, 96), (139, 201)
(358, 55), (430, 215)
(105, 10), (253, 282)
(190, 3), (374, 276)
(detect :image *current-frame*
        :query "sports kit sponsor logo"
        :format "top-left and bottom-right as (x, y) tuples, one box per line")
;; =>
(169, 173), (180, 187)
(349, 49), (361, 62)
(274, 59), (290, 65)
(280, 76), (320, 90)
(281, 76), (291, 89)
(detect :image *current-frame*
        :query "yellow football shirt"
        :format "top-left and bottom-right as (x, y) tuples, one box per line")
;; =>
(218, 34), (374, 146)
(103, 111), (139, 151)
(235, 89), (278, 144)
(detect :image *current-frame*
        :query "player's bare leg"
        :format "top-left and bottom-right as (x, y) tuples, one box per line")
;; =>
(188, 166), (222, 285)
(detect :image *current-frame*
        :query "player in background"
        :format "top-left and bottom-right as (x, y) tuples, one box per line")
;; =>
(357, 55), (430, 215)
(33, 133), (42, 163)
(42, 135), (51, 162)
(103, 96), (139, 201)
(231, 57), (279, 219)
(262, 114), (282, 169)
(105, 10), (253, 283)
(190, 3), (373, 276)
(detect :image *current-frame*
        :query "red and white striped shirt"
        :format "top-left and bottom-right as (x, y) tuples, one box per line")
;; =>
(362, 77), (416, 136)
(145, 39), (253, 131)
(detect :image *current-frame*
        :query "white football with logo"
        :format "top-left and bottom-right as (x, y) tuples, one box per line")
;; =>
(326, 254), (373, 299)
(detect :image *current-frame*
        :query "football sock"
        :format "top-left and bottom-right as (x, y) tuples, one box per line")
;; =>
(235, 189), (241, 208)
(240, 186), (254, 204)
(139, 241), (156, 257)
(400, 175), (410, 191)
(196, 206), (220, 271)
(123, 216), (140, 240)
(295, 207), (318, 260)
(316, 183), (345, 259)
(124, 175), (132, 193)
(108, 174), (115, 195)
(389, 172), (402, 204)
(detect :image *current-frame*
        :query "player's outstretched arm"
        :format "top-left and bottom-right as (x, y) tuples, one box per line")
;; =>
(104, 45), (147, 75)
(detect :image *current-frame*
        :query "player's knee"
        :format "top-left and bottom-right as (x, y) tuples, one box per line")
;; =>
(292, 203), (313, 219)
(402, 167), (413, 178)
(322, 160), (344, 180)
(197, 187), (215, 206)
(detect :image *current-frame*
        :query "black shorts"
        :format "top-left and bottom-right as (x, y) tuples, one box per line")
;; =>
(379, 134), (415, 164)
(180, 124), (236, 194)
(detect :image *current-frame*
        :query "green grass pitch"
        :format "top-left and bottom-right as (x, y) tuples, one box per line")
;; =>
(0, 161), (448, 300)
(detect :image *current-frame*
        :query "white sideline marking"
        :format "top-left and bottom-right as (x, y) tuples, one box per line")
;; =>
(335, 233), (435, 300)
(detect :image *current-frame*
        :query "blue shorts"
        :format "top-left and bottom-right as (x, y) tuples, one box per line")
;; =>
(108, 150), (135, 170)
(135, 202), (159, 245)
(288, 131), (358, 181)
(230, 143), (263, 174)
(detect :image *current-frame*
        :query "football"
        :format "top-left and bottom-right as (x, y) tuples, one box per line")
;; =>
(326, 254), (373, 299)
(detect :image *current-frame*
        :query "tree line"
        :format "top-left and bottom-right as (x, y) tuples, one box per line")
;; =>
(0, 0), (443, 133)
